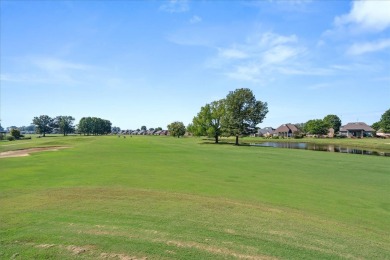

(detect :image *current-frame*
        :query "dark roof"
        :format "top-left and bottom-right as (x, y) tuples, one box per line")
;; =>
(340, 122), (374, 132)
(274, 124), (298, 133)
(258, 127), (275, 135)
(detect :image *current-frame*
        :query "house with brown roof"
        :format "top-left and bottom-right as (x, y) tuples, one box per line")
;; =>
(339, 122), (375, 138)
(274, 124), (299, 138)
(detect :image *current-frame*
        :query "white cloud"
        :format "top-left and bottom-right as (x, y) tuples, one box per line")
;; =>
(262, 45), (300, 64)
(160, 0), (189, 13)
(33, 57), (91, 71)
(347, 38), (390, 55)
(226, 63), (263, 83)
(212, 32), (304, 82)
(335, 0), (390, 32)
(277, 67), (332, 76)
(218, 48), (248, 59)
(189, 15), (202, 24)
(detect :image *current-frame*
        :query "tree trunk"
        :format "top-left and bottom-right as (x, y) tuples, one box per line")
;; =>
(235, 135), (239, 145)
(215, 135), (219, 144)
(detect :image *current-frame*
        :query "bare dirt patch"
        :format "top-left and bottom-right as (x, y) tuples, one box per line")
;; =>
(0, 146), (69, 158)
(36, 244), (56, 249)
(100, 252), (148, 260)
(166, 240), (277, 260)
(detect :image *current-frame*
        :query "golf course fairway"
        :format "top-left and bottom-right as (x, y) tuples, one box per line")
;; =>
(1, 135), (389, 259)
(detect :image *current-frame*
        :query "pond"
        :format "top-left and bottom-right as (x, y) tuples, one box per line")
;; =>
(250, 142), (390, 157)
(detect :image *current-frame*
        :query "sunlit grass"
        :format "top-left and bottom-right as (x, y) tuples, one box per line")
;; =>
(1, 135), (389, 259)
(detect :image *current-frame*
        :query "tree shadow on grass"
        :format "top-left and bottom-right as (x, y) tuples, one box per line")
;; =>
(198, 141), (251, 147)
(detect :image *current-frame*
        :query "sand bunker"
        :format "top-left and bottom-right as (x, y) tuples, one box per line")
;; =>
(0, 146), (69, 158)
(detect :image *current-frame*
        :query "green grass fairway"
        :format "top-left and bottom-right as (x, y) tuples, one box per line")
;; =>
(1, 136), (389, 259)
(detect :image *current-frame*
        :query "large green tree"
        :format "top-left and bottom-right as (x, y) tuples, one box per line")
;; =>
(371, 122), (381, 131)
(223, 88), (268, 145)
(379, 109), (390, 132)
(78, 117), (111, 135)
(304, 119), (329, 135)
(323, 114), (342, 133)
(167, 121), (186, 138)
(32, 115), (53, 137)
(54, 116), (75, 136)
(190, 99), (225, 143)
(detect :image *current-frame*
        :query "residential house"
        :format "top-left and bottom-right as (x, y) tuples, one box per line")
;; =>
(339, 122), (375, 138)
(258, 127), (275, 137)
(274, 124), (299, 138)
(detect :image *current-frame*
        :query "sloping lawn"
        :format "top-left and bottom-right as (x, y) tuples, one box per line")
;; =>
(1, 136), (389, 259)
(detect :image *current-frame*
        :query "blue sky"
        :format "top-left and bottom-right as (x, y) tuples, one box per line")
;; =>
(1, 0), (389, 130)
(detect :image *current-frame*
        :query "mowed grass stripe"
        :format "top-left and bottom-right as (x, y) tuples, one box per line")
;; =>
(0, 135), (389, 259)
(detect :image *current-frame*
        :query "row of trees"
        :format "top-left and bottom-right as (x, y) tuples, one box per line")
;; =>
(32, 115), (75, 137)
(187, 88), (268, 145)
(31, 115), (112, 136)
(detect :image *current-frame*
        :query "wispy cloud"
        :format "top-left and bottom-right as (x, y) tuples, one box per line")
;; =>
(208, 32), (306, 82)
(32, 57), (91, 71)
(189, 15), (202, 24)
(218, 48), (248, 59)
(347, 38), (390, 55)
(1, 56), (95, 85)
(160, 0), (189, 13)
(306, 82), (333, 90)
(334, 0), (390, 33)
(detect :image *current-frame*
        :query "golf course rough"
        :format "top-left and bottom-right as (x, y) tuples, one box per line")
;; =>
(0, 135), (389, 259)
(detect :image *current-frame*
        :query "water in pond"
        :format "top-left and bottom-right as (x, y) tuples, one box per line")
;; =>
(251, 142), (390, 157)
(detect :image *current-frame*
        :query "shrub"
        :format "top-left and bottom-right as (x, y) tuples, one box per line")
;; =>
(7, 136), (15, 141)
(10, 129), (21, 139)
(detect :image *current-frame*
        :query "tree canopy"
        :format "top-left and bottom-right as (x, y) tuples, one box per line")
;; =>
(78, 117), (112, 135)
(223, 88), (268, 145)
(323, 114), (342, 133)
(32, 115), (54, 137)
(167, 121), (186, 137)
(189, 99), (225, 143)
(54, 116), (75, 136)
(304, 119), (329, 135)
(379, 109), (390, 133)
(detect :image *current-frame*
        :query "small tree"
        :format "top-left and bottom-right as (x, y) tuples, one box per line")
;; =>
(112, 126), (121, 134)
(190, 99), (226, 143)
(167, 121), (186, 138)
(10, 128), (21, 139)
(141, 126), (147, 131)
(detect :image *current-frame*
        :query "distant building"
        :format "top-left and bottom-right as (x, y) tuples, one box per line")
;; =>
(274, 124), (299, 138)
(339, 122), (375, 138)
(258, 127), (275, 137)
